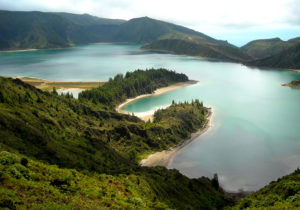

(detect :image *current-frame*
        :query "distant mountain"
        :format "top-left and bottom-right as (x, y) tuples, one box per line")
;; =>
(112, 17), (230, 45)
(0, 10), (232, 51)
(0, 10), (126, 50)
(241, 37), (300, 59)
(248, 42), (300, 69)
(54, 12), (125, 25)
(142, 39), (253, 62)
(0, 11), (73, 50)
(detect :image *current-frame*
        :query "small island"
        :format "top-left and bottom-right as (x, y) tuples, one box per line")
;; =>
(282, 80), (300, 88)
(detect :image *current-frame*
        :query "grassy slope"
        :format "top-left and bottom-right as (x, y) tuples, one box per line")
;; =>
(142, 39), (253, 62)
(0, 75), (232, 209)
(231, 169), (300, 209)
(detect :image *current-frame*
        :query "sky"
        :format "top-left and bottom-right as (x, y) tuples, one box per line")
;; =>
(1, 0), (300, 46)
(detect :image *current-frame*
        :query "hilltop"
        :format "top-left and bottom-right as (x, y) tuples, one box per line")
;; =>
(240, 37), (300, 59)
(142, 39), (253, 62)
(247, 42), (300, 69)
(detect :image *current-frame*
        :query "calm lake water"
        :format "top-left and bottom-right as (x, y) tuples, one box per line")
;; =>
(1, 44), (300, 191)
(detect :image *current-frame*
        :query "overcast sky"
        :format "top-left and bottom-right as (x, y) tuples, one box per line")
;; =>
(1, 0), (299, 46)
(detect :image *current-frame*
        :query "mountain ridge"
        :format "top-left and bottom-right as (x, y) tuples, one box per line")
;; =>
(247, 42), (300, 69)
(241, 37), (300, 59)
(0, 10), (232, 51)
(142, 38), (253, 62)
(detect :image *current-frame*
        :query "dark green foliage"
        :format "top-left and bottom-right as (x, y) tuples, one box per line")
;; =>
(232, 168), (300, 209)
(0, 77), (135, 174)
(291, 81), (300, 86)
(248, 42), (300, 69)
(142, 39), (253, 62)
(212, 173), (220, 190)
(153, 99), (208, 136)
(283, 80), (300, 88)
(20, 158), (28, 167)
(0, 74), (232, 209)
(0, 151), (231, 209)
(79, 68), (188, 106)
(52, 87), (58, 95)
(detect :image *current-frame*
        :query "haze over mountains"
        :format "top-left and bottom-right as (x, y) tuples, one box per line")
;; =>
(0, 10), (300, 69)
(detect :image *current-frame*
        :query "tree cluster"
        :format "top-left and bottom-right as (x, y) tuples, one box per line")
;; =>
(78, 68), (188, 106)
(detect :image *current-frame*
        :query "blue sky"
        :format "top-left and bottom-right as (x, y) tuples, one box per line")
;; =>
(0, 0), (299, 46)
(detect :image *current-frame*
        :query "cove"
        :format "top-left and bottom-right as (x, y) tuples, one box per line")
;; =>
(1, 44), (300, 192)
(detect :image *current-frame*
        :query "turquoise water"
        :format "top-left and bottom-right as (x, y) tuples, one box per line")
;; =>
(1, 44), (300, 191)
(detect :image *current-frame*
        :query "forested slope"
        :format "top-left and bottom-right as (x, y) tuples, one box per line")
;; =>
(0, 70), (232, 209)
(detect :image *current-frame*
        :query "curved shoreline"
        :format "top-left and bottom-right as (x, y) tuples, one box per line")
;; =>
(140, 109), (212, 167)
(116, 80), (198, 121)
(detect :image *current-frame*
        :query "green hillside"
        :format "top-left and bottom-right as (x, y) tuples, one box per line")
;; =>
(0, 150), (231, 209)
(0, 10), (233, 51)
(241, 37), (300, 59)
(248, 42), (300, 69)
(112, 16), (230, 45)
(0, 11), (72, 50)
(142, 39), (253, 62)
(1, 69), (300, 208)
(232, 169), (300, 209)
(0, 70), (233, 209)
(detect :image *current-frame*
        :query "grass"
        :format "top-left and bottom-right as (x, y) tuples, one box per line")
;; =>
(20, 77), (105, 90)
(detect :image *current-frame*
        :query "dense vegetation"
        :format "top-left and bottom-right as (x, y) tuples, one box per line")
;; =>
(0, 151), (232, 209)
(0, 11), (230, 51)
(0, 73), (234, 209)
(240, 37), (300, 59)
(231, 168), (300, 209)
(283, 80), (300, 88)
(79, 68), (188, 107)
(248, 42), (300, 69)
(142, 39), (253, 62)
(1, 69), (299, 208)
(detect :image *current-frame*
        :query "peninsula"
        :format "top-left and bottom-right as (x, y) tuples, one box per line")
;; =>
(282, 80), (300, 88)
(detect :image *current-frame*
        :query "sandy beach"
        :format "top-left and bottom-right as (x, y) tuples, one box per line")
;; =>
(140, 109), (212, 167)
(0, 49), (38, 53)
(116, 80), (198, 120)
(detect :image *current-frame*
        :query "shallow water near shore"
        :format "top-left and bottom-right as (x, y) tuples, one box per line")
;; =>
(1, 44), (300, 191)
